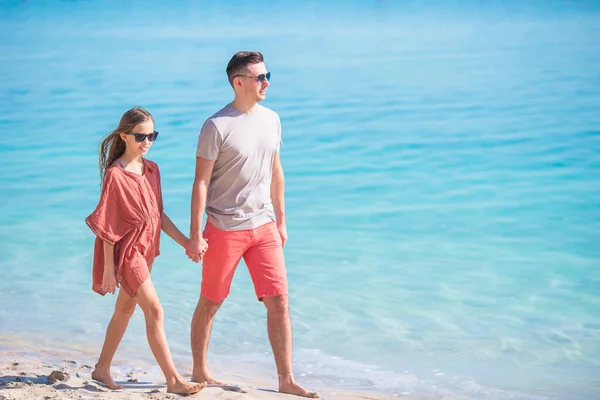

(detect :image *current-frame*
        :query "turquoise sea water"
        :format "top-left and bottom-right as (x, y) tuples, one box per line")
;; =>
(1, 1), (599, 399)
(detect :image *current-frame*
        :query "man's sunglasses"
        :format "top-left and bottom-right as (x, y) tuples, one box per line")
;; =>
(234, 71), (271, 83)
(125, 131), (159, 142)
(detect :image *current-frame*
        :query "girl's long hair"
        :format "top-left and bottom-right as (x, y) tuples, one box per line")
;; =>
(98, 107), (153, 183)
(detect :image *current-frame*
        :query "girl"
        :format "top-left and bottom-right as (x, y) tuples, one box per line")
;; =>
(85, 107), (205, 395)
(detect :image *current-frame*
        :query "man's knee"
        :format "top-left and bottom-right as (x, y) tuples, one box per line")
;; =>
(197, 295), (223, 317)
(263, 294), (289, 315)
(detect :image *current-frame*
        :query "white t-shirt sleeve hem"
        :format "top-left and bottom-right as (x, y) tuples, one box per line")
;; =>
(196, 119), (222, 160)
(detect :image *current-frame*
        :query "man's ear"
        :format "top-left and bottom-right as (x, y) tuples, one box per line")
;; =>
(233, 76), (242, 89)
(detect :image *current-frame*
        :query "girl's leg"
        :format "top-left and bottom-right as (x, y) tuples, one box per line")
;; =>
(135, 277), (206, 394)
(92, 288), (137, 390)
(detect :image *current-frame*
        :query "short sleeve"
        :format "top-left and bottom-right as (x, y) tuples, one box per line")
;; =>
(196, 119), (222, 160)
(85, 171), (136, 244)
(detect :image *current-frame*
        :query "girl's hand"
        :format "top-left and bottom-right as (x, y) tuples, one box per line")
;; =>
(186, 236), (209, 263)
(102, 267), (119, 295)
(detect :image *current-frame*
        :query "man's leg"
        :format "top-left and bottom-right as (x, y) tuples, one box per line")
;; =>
(262, 295), (318, 398)
(191, 296), (224, 384)
(245, 223), (319, 398)
(191, 221), (247, 384)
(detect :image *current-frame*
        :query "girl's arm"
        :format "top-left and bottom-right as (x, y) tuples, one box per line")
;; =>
(102, 241), (118, 294)
(161, 212), (188, 248)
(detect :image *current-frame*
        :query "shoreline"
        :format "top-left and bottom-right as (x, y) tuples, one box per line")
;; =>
(0, 338), (408, 400)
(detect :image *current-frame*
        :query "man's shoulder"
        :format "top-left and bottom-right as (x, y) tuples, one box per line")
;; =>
(202, 104), (237, 134)
(258, 104), (279, 120)
(208, 103), (237, 120)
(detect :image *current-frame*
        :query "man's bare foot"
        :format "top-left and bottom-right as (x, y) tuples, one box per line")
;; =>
(279, 380), (319, 398)
(91, 366), (124, 391)
(191, 370), (226, 385)
(167, 379), (206, 395)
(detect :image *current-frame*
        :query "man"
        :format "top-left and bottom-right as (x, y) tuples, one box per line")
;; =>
(186, 51), (318, 398)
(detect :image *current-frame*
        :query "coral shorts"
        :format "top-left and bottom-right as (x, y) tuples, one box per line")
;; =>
(200, 219), (288, 302)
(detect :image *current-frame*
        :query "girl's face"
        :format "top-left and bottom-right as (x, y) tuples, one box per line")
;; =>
(120, 119), (156, 157)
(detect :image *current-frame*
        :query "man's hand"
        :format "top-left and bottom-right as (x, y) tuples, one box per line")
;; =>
(277, 222), (288, 248)
(186, 236), (209, 263)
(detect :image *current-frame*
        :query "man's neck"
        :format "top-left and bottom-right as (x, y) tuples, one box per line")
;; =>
(231, 97), (259, 114)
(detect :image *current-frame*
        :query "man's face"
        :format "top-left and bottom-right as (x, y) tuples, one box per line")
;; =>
(235, 62), (270, 102)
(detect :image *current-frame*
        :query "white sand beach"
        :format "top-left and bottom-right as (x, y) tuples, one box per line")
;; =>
(0, 343), (407, 400)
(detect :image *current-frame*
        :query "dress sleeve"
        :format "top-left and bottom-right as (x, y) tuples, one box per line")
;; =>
(85, 171), (136, 244)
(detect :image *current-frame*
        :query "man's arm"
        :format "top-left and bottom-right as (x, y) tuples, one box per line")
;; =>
(270, 151), (287, 247)
(187, 156), (215, 262)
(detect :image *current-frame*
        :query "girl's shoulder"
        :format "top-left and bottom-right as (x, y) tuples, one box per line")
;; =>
(101, 165), (129, 193)
(104, 163), (124, 181)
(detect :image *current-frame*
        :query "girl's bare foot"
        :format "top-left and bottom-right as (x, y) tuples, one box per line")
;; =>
(167, 379), (206, 395)
(91, 366), (124, 390)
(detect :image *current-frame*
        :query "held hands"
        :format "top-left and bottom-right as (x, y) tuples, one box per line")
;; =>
(102, 266), (119, 295)
(186, 236), (209, 263)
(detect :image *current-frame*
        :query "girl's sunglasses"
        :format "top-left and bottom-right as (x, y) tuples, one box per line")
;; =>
(126, 131), (159, 142)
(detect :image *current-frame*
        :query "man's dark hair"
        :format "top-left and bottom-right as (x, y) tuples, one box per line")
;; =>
(226, 51), (264, 86)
